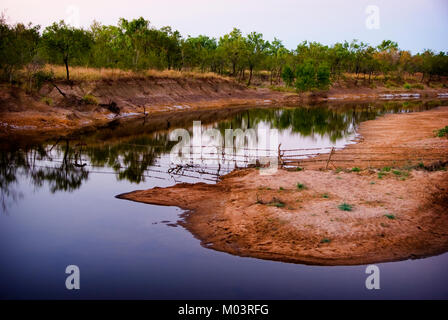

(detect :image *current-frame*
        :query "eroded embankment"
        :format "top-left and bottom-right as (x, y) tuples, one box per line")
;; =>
(118, 107), (448, 266)
(1, 75), (448, 139)
(0, 77), (287, 135)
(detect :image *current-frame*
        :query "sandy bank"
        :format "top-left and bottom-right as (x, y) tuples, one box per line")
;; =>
(118, 107), (448, 266)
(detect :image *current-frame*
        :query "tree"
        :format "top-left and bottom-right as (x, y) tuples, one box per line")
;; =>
(267, 38), (289, 84)
(0, 16), (40, 82)
(316, 63), (331, 89)
(244, 32), (268, 86)
(41, 21), (92, 81)
(281, 65), (294, 87)
(219, 28), (246, 76)
(295, 60), (316, 91)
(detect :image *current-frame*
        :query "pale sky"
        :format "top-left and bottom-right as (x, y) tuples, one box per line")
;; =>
(1, 0), (447, 53)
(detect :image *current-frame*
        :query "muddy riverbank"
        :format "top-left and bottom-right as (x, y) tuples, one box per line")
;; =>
(1, 75), (447, 139)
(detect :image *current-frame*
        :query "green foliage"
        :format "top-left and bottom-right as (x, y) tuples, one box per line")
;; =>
(40, 96), (53, 106)
(294, 60), (331, 91)
(436, 126), (448, 138)
(320, 238), (331, 243)
(296, 183), (306, 190)
(267, 197), (286, 208)
(316, 63), (331, 89)
(384, 214), (396, 220)
(295, 60), (316, 91)
(351, 167), (360, 172)
(281, 65), (295, 87)
(33, 70), (54, 89)
(338, 203), (353, 211)
(82, 94), (98, 105)
(0, 17), (40, 82)
(41, 20), (93, 81)
(1, 14), (448, 89)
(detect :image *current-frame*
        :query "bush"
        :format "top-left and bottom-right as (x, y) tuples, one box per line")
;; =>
(33, 70), (54, 90)
(82, 94), (98, 105)
(40, 96), (53, 106)
(436, 126), (448, 138)
(338, 203), (353, 211)
(316, 63), (331, 90)
(385, 80), (399, 88)
(296, 183), (306, 190)
(403, 83), (411, 90)
(281, 66), (295, 87)
(411, 83), (424, 90)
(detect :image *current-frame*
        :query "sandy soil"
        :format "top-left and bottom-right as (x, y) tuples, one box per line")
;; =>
(290, 106), (448, 169)
(118, 107), (448, 266)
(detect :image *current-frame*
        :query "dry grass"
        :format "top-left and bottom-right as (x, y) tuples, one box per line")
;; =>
(43, 65), (231, 81)
(341, 72), (430, 83)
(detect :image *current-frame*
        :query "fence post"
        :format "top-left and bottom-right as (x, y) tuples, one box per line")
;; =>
(278, 143), (282, 169)
(325, 147), (335, 170)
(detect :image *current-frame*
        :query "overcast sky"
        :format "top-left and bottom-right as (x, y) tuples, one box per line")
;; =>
(1, 0), (447, 53)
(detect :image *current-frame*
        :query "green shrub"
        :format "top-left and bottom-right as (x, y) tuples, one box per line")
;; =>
(411, 83), (424, 90)
(338, 203), (353, 211)
(281, 65), (295, 87)
(403, 83), (411, 90)
(33, 70), (54, 90)
(384, 214), (396, 220)
(82, 94), (98, 105)
(268, 198), (286, 208)
(435, 126), (448, 138)
(351, 167), (360, 172)
(296, 183), (306, 190)
(385, 80), (398, 88)
(40, 96), (53, 106)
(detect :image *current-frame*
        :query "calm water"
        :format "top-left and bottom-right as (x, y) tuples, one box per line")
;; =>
(1, 100), (447, 299)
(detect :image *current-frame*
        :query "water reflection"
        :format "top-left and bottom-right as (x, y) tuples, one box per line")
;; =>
(0, 99), (444, 213)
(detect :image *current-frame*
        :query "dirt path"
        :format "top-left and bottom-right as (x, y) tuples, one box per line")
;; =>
(118, 107), (448, 266)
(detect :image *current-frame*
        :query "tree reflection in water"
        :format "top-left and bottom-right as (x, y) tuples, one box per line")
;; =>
(0, 99), (443, 212)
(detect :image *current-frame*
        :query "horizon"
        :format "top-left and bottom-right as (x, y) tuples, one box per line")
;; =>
(1, 0), (447, 54)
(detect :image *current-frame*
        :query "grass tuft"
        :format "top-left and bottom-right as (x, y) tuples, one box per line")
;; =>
(296, 183), (306, 190)
(338, 203), (353, 211)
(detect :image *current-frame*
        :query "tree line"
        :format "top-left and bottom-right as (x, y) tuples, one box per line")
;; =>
(1, 15), (447, 91)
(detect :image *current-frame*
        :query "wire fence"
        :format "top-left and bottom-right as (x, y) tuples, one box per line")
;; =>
(23, 142), (448, 185)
